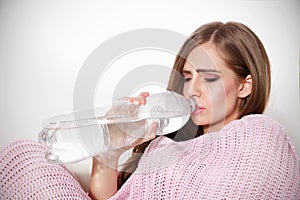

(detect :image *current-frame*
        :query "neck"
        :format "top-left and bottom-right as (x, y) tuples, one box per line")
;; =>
(203, 114), (239, 134)
(203, 123), (224, 134)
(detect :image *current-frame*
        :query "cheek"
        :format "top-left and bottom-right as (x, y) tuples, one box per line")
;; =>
(208, 80), (238, 111)
(213, 81), (239, 110)
(207, 83), (226, 106)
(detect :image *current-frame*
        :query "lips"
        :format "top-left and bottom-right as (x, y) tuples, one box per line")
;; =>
(192, 105), (205, 115)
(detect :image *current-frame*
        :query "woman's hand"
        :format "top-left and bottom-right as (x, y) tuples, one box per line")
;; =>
(100, 92), (156, 157)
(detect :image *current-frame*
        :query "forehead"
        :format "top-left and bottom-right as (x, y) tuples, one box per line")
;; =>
(184, 44), (226, 72)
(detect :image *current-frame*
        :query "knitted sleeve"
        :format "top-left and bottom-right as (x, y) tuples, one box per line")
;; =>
(0, 140), (91, 200)
(111, 115), (300, 199)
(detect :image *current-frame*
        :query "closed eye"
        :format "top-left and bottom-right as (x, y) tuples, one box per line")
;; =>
(204, 77), (220, 82)
(184, 77), (192, 82)
(182, 69), (221, 83)
(182, 70), (192, 82)
(201, 72), (220, 83)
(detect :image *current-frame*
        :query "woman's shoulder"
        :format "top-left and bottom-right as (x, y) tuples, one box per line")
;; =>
(220, 114), (298, 159)
(223, 114), (287, 134)
(221, 114), (288, 142)
(240, 114), (284, 125)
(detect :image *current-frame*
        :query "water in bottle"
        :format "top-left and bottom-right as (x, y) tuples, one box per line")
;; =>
(39, 91), (196, 164)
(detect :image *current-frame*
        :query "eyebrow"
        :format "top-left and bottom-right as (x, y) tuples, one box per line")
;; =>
(182, 69), (222, 74)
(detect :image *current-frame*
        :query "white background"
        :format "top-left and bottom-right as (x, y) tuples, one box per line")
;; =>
(0, 0), (299, 191)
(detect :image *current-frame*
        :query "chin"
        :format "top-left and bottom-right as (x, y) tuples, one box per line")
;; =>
(190, 116), (208, 126)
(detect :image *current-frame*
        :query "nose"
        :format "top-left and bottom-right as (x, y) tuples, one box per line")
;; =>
(189, 75), (204, 98)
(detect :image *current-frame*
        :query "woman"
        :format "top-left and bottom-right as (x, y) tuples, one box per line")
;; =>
(1, 22), (299, 199)
(89, 22), (300, 199)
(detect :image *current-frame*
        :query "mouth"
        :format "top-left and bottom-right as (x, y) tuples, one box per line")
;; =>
(192, 105), (205, 115)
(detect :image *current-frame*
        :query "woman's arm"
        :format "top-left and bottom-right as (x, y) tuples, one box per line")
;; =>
(89, 92), (156, 200)
(89, 151), (122, 200)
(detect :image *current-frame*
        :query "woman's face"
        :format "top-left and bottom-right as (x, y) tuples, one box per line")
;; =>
(182, 43), (242, 133)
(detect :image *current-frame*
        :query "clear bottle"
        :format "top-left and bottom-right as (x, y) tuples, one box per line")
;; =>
(39, 91), (196, 164)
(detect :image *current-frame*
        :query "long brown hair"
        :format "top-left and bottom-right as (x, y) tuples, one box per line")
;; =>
(118, 21), (271, 188)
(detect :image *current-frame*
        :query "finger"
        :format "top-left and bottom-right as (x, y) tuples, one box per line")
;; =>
(128, 97), (142, 106)
(128, 92), (150, 105)
(138, 92), (150, 98)
(138, 92), (149, 105)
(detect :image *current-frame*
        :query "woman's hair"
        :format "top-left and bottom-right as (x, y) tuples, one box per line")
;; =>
(118, 21), (271, 188)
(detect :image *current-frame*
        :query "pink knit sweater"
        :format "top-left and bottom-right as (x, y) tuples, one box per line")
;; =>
(111, 115), (300, 199)
(1, 115), (299, 199)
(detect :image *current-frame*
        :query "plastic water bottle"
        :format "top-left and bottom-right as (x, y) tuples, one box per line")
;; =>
(39, 91), (196, 164)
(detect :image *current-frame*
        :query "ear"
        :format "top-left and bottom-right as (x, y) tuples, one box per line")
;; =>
(238, 74), (252, 98)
